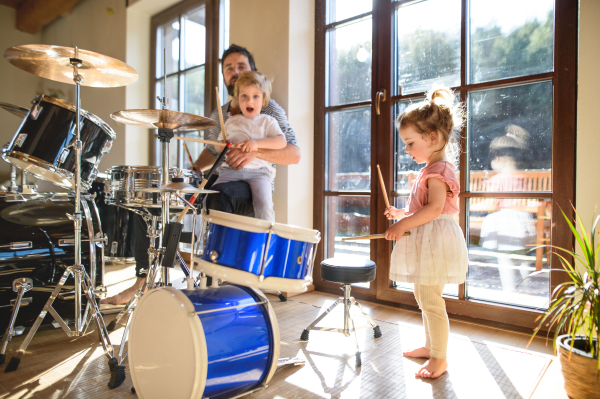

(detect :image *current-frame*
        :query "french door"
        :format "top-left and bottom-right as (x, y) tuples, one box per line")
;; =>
(314, 0), (577, 329)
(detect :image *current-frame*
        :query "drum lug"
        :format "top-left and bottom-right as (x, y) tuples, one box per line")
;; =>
(209, 250), (219, 263)
(94, 233), (107, 248)
(14, 133), (27, 147)
(30, 103), (43, 120)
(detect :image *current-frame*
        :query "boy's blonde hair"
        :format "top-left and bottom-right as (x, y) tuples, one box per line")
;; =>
(233, 71), (271, 109)
(396, 85), (465, 164)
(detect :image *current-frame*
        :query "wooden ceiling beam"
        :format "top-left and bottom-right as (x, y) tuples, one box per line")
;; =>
(16, 0), (84, 35)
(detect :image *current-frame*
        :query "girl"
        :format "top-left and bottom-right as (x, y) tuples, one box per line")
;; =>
(212, 71), (287, 221)
(384, 86), (468, 379)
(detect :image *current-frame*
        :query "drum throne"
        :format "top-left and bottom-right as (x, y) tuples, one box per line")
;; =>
(299, 258), (382, 367)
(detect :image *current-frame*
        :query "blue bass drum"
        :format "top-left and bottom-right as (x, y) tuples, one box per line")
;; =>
(196, 211), (321, 293)
(128, 285), (280, 399)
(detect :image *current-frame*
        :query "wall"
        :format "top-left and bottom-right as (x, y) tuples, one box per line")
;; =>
(577, 0), (600, 232)
(0, 5), (42, 186)
(230, 0), (315, 228)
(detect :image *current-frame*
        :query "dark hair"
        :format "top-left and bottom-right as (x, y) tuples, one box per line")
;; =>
(221, 44), (257, 71)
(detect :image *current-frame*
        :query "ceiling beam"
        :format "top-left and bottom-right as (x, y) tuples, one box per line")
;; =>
(16, 0), (84, 35)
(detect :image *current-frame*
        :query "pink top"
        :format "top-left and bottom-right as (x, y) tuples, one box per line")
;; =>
(406, 161), (460, 216)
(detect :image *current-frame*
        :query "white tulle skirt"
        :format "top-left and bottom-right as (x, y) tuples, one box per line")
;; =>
(390, 214), (468, 285)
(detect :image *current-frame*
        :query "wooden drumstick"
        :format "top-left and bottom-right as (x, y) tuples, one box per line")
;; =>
(215, 87), (227, 141)
(182, 142), (195, 170)
(341, 232), (410, 241)
(172, 136), (227, 147)
(377, 164), (391, 209)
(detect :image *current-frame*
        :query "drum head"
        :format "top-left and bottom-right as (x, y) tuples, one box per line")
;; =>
(129, 287), (208, 399)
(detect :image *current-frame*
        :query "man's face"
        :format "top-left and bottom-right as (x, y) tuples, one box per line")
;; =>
(223, 53), (252, 96)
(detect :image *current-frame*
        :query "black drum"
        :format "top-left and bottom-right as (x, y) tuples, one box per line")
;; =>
(91, 181), (135, 263)
(2, 95), (115, 191)
(0, 192), (104, 333)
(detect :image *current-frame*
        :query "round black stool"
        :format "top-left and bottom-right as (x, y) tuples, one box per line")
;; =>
(299, 258), (382, 367)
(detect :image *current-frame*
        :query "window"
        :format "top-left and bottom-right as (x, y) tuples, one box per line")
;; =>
(315, 0), (577, 328)
(151, 0), (228, 169)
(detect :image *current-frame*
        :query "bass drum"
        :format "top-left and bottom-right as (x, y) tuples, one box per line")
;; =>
(0, 192), (104, 333)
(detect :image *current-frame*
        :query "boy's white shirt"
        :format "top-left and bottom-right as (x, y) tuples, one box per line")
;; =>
(221, 114), (285, 174)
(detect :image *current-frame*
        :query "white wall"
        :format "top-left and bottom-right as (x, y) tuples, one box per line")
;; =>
(577, 0), (600, 230)
(0, 5), (42, 186)
(230, 0), (315, 228)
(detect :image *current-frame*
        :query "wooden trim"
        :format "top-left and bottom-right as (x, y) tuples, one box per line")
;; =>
(551, 0), (578, 292)
(324, 191), (370, 196)
(313, 0), (327, 287)
(323, 11), (372, 30)
(324, 101), (372, 113)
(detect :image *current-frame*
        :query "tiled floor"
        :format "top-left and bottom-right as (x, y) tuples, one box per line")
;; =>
(0, 263), (569, 398)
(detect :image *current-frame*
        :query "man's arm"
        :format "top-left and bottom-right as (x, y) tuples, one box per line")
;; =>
(193, 148), (218, 171)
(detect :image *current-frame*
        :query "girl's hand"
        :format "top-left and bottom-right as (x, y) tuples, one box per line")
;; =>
(384, 206), (405, 220)
(385, 221), (407, 241)
(238, 140), (258, 153)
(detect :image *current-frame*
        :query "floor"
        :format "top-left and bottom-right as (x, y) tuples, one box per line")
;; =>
(0, 262), (570, 399)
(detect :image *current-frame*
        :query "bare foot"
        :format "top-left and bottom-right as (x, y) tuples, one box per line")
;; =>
(402, 346), (431, 358)
(101, 277), (146, 305)
(415, 357), (447, 379)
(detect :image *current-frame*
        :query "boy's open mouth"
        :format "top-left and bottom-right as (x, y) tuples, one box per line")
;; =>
(246, 107), (254, 113)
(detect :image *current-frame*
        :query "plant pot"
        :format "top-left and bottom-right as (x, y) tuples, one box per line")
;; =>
(557, 334), (600, 399)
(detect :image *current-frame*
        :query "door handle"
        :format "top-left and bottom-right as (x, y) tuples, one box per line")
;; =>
(375, 89), (386, 115)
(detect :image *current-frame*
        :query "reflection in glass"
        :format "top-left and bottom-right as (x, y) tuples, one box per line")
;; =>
(394, 0), (460, 96)
(326, 107), (371, 191)
(157, 18), (180, 77)
(325, 196), (371, 288)
(468, 82), (552, 191)
(183, 67), (205, 116)
(326, 0), (372, 24)
(182, 6), (206, 70)
(469, 0), (554, 84)
(467, 199), (550, 308)
(326, 18), (372, 106)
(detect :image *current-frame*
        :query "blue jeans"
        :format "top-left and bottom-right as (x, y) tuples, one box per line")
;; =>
(205, 180), (255, 217)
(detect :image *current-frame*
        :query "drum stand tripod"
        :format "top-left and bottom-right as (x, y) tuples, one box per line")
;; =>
(5, 50), (115, 375)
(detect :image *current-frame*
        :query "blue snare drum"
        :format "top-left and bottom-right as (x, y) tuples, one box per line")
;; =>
(128, 285), (280, 399)
(196, 211), (321, 292)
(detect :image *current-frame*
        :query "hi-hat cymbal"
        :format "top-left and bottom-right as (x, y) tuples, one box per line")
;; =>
(4, 44), (138, 87)
(0, 101), (29, 118)
(111, 109), (216, 130)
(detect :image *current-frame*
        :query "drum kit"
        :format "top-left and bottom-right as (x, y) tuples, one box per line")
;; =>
(0, 43), (321, 396)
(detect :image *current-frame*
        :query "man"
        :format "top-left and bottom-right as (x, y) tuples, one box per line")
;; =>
(102, 44), (300, 305)
(194, 44), (300, 215)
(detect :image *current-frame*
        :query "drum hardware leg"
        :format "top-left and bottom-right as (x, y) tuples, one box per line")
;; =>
(0, 278), (33, 365)
(4, 265), (115, 372)
(277, 357), (306, 370)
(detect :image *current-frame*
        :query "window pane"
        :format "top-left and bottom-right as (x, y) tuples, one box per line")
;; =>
(468, 81), (552, 192)
(325, 195), (371, 270)
(467, 198), (551, 309)
(326, 107), (371, 191)
(326, 0), (372, 24)
(326, 18), (372, 106)
(182, 6), (206, 70)
(395, 0), (461, 96)
(178, 131), (203, 170)
(183, 67), (205, 116)
(155, 76), (179, 111)
(157, 18), (180, 77)
(469, 0), (554, 84)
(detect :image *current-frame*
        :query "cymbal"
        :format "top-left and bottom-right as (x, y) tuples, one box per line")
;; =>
(0, 101), (29, 118)
(4, 44), (138, 87)
(111, 109), (216, 130)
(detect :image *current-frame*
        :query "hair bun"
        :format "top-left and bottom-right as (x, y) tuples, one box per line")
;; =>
(428, 87), (453, 106)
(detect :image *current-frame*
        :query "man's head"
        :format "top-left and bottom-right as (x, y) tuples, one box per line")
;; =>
(222, 44), (257, 96)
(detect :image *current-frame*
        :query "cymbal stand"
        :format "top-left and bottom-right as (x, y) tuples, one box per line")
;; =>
(5, 48), (114, 373)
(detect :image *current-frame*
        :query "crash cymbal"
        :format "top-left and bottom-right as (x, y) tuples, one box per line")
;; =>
(4, 44), (138, 87)
(111, 109), (216, 130)
(0, 101), (29, 118)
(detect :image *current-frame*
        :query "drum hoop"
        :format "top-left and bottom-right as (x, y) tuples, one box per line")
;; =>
(37, 95), (117, 139)
(129, 287), (208, 398)
(106, 165), (202, 180)
(2, 151), (89, 190)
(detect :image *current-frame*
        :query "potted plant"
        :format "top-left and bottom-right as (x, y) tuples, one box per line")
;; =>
(528, 206), (599, 399)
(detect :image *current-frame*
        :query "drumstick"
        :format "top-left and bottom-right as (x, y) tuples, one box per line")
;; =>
(377, 164), (391, 209)
(172, 136), (227, 147)
(341, 232), (410, 241)
(182, 142), (195, 170)
(215, 87), (226, 142)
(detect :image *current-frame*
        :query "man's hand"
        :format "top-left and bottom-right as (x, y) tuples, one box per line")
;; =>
(238, 139), (258, 153)
(226, 147), (257, 169)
